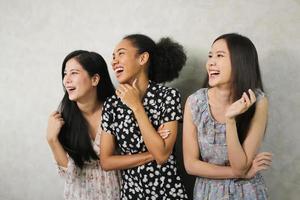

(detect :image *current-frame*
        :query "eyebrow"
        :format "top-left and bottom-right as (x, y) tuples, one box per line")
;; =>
(208, 50), (227, 54)
(64, 68), (81, 73)
(112, 48), (126, 56)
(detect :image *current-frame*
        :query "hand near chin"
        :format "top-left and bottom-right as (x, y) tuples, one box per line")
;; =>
(116, 79), (142, 111)
(225, 89), (256, 119)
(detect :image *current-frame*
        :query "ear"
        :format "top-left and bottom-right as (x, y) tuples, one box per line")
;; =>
(92, 74), (100, 86)
(138, 52), (150, 66)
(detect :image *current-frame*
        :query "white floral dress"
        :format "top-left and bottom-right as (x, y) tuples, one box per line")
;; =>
(57, 127), (120, 200)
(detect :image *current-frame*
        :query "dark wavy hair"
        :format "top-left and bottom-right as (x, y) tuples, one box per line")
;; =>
(58, 50), (115, 168)
(123, 34), (187, 83)
(203, 33), (264, 143)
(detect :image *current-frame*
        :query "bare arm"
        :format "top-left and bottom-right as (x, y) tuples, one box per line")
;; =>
(133, 107), (178, 165)
(100, 131), (154, 171)
(46, 111), (68, 168)
(225, 90), (269, 176)
(183, 99), (238, 179)
(116, 82), (178, 165)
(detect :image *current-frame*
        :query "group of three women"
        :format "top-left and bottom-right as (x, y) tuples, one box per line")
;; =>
(47, 33), (272, 200)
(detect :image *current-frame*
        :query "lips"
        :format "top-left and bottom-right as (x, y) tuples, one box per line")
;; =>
(65, 86), (76, 93)
(114, 66), (124, 78)
(208, 70), (220, 78)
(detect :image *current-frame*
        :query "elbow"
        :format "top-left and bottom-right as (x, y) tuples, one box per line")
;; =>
(183, 157), (195, 175)
(155, 154), (170, 165)
(185, 166), (194, 176)
(100, 158), (113, 171)
(184, 161), (195, 176)
(155, 157), (168, 165)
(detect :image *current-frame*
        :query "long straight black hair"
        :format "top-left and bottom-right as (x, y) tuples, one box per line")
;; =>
(58, 50), (115, 168)
(203, 33), (264, 143)
(123, 34), (187, 83)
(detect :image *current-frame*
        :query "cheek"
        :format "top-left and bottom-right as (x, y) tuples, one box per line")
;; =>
(205, 62), (209, 72)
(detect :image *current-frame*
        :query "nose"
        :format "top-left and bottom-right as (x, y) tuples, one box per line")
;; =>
(111, 56), (118, 68)
(207, 57), (216, 66)
(63, 74), (71, 86)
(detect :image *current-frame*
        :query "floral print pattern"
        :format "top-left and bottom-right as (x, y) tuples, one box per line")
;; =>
(57, 128), (120, 200)
(188, 88), (268, 200)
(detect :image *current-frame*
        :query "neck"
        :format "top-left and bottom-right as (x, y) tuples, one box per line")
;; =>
(129, 71), (149, 97)
(77, 96), (101, 116)
(210, 86), (232, 106)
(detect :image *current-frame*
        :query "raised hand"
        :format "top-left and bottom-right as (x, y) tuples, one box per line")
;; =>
(245, 152), (272, 179)
(225, 89), (256, 119)
(116, 79), (142, 112)
(46, 111), (65, 142)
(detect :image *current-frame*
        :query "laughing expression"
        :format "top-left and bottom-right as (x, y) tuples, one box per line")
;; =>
(63, 58), (95, 102)
(111, 39), (143, 84)
(206, 39), (232, 88)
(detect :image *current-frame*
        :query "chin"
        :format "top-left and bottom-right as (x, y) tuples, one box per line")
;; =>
(117, 76), (131, 84)
(68, 95), (77, 102)
(208, 81), (217, 87)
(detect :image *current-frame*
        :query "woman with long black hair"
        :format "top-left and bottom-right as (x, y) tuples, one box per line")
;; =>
(46, 50), (120, 200)
(183, 33), (272, 200)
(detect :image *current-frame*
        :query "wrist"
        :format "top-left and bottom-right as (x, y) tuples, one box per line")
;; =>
(132, 104), (144, 114)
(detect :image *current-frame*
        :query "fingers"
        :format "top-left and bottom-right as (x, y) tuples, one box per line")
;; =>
(253, 152), (273, 170)
(248, 89), (256, 103)
(255, 165), (270, 172)
(158, 124), (164, 131)
(242, 92), (251, 107)
(116, 84), (132, 97)
(241, 89), (256, 107)
(255, 152), (273, 161)
(132, 78), (138, 89)
(50, 111), (64, 123)
(158, 129), (171, 139)
(255, 158), (272, 167)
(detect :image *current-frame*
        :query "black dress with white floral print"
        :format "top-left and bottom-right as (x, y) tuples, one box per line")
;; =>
(102, 81), (188, 200)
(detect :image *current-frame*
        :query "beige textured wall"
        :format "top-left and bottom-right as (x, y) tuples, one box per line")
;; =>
(0, 0), (299, 199)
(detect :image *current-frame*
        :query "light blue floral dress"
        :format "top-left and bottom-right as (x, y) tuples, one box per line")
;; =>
(188, 88), (268, 200)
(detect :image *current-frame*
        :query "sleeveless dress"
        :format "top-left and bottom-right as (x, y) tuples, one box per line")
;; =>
(102, 81), (188, 200)
(57, 126), (121, 200)
(188, 88), (268, 200)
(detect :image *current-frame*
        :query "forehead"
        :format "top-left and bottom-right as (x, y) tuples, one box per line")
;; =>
(65, 58), (84, 71)
(113, 39), (137, 53)
(211, 39), (229, 52)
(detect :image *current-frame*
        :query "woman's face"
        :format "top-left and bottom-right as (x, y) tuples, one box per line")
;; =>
(206, 39), (232, 88)
(111, 39), (144, 84)
(63, 58), (96, 102)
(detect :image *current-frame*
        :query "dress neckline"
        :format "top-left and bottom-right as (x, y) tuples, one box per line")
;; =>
(205, 88), (226, 125)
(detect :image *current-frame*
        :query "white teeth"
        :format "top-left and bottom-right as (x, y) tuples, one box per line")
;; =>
(114, 66), (124, 73)
(209, 70), (220, 76)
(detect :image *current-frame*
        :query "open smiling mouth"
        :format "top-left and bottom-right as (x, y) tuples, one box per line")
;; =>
(66, 86), (76, 93)
(114, 66), (124, 77)
(209, 70), (220, 78)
